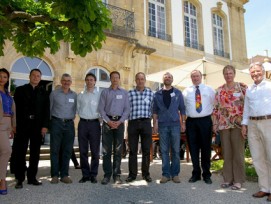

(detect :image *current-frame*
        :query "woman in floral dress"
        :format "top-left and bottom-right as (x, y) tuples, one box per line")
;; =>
(213, 65), (247, 190)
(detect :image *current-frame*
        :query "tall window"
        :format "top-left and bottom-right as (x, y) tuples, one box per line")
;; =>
(10, 57), (53, 94)
(213, 14), (225, 57)
(87, 67), (110, 92)
(184, 1), (198, 49)
(148, 0), (166, 40)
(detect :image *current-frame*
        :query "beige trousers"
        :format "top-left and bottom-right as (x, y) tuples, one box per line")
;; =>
(220, 128), (245, 184)
(0, 117), (12, 179)
(248, 119), (271, 193)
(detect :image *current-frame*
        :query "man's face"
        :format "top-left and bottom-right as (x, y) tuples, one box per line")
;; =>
(191, 71), (202, 86)
(163, 73), (173, 86)
(85, 76), (96, 89)
(250, 65), (264, 84)
(110, 73), (120, 86)
(135, 74), (146, 89)
(29, 70), (41, 86)
(61, 76), (72, 89)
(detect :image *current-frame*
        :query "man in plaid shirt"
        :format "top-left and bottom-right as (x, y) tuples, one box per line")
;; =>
(126, 72), (154, 183)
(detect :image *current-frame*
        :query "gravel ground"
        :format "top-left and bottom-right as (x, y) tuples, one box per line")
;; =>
(0, 156), (266, 204)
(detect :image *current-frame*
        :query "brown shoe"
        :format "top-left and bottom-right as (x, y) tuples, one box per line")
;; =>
(60, 176), (72, 184)
(172, 176), (181, 183)
(267, 194), (271, 202)
(252, 191), (269, 198)
(50, 177), (59, 184)
(160, 176), (170, 184)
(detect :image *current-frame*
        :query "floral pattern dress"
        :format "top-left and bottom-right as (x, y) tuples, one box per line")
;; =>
(213, 82), (247, 130)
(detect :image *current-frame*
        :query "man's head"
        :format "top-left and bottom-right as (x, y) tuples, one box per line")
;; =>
(85, 73), (96, 89)
(61, 73), (72, 90)
(190, 70), (202, 86)
(162, 72), (173, 86)
(249, 62), (265, 85)
(110, 71), (120, 86)
(135, 72), (146, 89)
(29, 68), (42, 87)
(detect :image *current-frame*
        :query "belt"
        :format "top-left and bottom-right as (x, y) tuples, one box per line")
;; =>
(249, 115), (271, 120)
(131, 118), (151, 121)
(107, 115), (121, 121)
(52, 116), (73, 122)
(28, 115), (35, 119)
(80, 118), (99, 122)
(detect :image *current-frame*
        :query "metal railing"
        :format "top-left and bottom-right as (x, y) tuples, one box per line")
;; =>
(184, 39), (204, 51)
(148, 30), (172, 42)
(104, 3), (135, 39)
(214, 49), (230, 58)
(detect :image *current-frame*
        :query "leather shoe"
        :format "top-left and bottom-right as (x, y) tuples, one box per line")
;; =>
(15, 181), (23, 189)
(101, 177), (110, 185)
(28, 179), (42, 186)
(79, 177), (90, 183)
(203, 178), (212, 184)
(125, 176), (136, 183)
(188, 177), (201, 183)
(114, 176), (122, 184)
(143, 175), (152, 183)
(267, 194), (271, 202)
(252, 191), (269, 198)
(90, 176), (97, 184)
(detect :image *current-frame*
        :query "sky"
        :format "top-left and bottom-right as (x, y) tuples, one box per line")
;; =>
(244, 0), (271, 58)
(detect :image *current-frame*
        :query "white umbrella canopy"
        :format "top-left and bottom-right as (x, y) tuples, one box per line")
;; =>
(146, 58), (254, 89)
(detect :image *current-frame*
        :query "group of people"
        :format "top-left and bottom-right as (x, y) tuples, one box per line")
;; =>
(0, 62), (271, 202)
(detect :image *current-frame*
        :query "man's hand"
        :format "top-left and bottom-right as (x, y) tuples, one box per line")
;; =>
(41, 127), (48, 137)
(241, 125), (247, 139)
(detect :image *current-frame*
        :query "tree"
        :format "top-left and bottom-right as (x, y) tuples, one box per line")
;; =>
(0, 0), (112, 57)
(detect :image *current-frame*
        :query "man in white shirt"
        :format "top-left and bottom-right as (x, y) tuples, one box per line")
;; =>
(241, 62), (271, 201)
(77, 73), (101, 184)
(183, 70), (215, 184)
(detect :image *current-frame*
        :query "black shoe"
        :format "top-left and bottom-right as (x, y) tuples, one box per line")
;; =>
(75, 165), (81, 169)
(28, 179), (42, 186)
(15, 181), (23, 189)
(90, 176), (97, 184)
(101, 177), (110, 185)
(114, 176), (122, 184)
(125, 176), (136, 183)
(188, 176), (201, 183)
(143, 175), (152, 183)
(203, 178), (212, 184)
(79, 177), (90, 183)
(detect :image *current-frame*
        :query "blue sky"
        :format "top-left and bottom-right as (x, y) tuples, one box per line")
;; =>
(244, 0), (271, 58)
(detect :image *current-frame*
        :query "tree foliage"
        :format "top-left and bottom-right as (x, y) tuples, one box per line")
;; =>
(0, 0), (112, 57)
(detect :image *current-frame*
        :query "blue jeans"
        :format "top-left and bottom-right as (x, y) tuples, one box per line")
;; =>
(50, 118), (75, 178)
(158, 125), (180, 178)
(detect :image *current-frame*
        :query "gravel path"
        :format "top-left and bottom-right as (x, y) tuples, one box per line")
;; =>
(0, 157), (265, 204)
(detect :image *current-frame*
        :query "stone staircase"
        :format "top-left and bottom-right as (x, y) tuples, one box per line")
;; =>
(26, 146), (80, 161)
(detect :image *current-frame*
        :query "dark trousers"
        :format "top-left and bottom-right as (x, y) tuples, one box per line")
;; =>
(128, 119), (152, 178)
(50, 118), (75, 178)
(102, 122), (124, 179)
(13, 120), (42, 182)
(186, 115), (212, 179)
(78, 119), (101, 178)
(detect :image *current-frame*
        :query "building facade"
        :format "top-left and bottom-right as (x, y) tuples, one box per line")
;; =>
(0, 0), (249, 93)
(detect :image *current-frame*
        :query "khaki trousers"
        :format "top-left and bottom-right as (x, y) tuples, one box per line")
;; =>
(0, 117), (12, 179)
(220, 128), (245, 183)
(248, 119), (271, 193)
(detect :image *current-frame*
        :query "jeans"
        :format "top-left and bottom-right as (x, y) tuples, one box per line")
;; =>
(158, 125), (180, 178)
(128, 119), (152, 178)
(50, 118), (75, 178)
(102, 122), (124, 179)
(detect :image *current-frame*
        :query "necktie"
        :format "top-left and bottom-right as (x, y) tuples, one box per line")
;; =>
(195, 86), (202, 113)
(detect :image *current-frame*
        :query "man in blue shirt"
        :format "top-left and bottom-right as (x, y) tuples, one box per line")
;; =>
(50, 73), (77, 184)
(126, 72), (154, 183)
(153, 72), (186, 183)
(98, 71), (130, 185)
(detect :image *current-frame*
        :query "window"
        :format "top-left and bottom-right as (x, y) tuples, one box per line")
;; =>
(148, 0), (167, 40)
(10, 57), (53, 94)
(87, 67), (110, 92)
(213, 14), (225, 57)
(184, 1), (199, 49)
